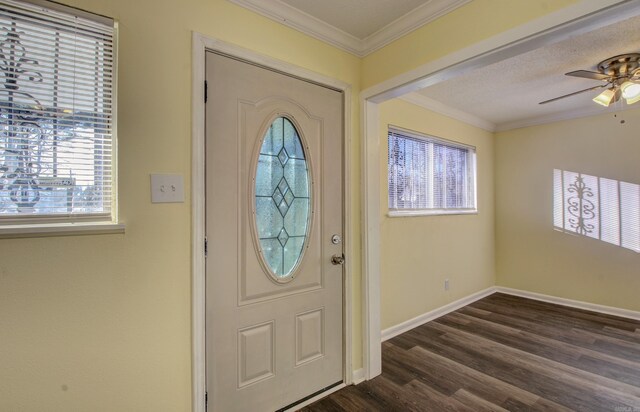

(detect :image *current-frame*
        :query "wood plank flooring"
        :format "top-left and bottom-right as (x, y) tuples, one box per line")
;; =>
(301, 293), (640, 411)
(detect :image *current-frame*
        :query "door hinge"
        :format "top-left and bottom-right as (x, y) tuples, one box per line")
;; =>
(204, 80), (208, 103)
(204, 236), (208, 258)
(205, 391), (208, 410)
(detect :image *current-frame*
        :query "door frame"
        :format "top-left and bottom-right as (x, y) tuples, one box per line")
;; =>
(191, 33), (353, 412)
(360, 0), (640, 380)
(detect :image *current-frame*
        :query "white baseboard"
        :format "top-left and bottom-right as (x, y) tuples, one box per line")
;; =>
(381, 285), (640, 345)
(381, 287), (496, 342)
(351, 368), (365, 385)
(495, 287), (640, 321)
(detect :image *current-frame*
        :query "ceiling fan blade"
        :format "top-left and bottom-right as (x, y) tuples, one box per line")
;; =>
(539, 84), (608, 105)
(565, 70), (611, 81)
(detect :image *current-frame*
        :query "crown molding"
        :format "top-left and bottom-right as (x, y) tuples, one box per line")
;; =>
(494, 103), (639, 132)
(227, 0), (362, 55)
(400, 92), (496, 132)
(227, 0), (471, 57)
(362, 0), (472, 55)
(400, 92), (640, 133)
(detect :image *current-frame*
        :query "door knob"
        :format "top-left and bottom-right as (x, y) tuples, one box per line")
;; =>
(331, 254), (345, 265)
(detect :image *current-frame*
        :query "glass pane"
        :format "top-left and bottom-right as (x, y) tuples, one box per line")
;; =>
(0, 11), (113, 218)
(255, 155), (283, 197)
(255, 117), (310, 279)
(284, 198), (309, 237)
(284, 119), (305, 158)
(387, 129), (475, 211)
(284, 159), (309, 198)
(260, 119), (283, 155)
(284, 237), (305, 275)
(261, 238), (284, 277)
(255, 197), (283, 238)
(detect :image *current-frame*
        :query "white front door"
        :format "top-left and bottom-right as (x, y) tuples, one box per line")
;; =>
(205, 52), (344, 412)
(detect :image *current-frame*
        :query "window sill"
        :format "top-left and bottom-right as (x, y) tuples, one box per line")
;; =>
(387, 209), (478, 218)
(0, 222), (125, 239)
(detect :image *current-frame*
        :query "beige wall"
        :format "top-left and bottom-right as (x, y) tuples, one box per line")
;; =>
(361, 0), (577, 88)
(0, 1), (361, 411)
(379, 99), (495, 330)
(0, 0), (597, 410)
(495, 109), (640, 311)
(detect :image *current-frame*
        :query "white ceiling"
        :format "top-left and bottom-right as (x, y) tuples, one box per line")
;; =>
(279, 0), (430, 39)
(228, 0), (470, 56)
(412, 13), (640, 131)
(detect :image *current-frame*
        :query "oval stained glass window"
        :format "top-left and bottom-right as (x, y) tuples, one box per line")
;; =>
(254, 117), (310, 279)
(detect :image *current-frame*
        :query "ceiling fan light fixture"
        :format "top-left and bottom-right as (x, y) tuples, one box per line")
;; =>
(541, 54), (640, 107)
(621, 81), (640, 99)
(593, 88), (617, 107)
(625, 92), (640, 105)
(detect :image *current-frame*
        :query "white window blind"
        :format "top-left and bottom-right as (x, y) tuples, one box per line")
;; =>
(0, 0), (114, 223)
(554, 169), (640, 253)
(388, 127), (476, 214)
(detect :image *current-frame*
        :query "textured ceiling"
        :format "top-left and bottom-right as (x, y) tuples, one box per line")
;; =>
(279, 0), (430, 39)
(415, 14), (640, 129)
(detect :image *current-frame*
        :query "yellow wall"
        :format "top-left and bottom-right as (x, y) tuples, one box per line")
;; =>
(0, 0), (594, 410)
(379, 99), (495, 330)
(495, 109), (640, 311)
(0, 1), (360, 411)
(362, 0), (577, 89)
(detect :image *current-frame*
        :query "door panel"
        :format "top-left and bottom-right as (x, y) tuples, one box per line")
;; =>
(295, 307), (325, 366)
(205, 52), (344, 412)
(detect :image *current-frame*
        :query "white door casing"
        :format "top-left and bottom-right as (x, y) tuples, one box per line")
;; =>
(205, 52), (344, 411)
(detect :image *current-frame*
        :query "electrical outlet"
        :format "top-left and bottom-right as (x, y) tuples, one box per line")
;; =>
(444, 278), (450, 291)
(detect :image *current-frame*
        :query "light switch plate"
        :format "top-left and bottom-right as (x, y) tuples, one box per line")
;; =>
(151, 174), (184, 203)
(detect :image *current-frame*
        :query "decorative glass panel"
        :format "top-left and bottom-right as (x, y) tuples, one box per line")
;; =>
(255, 117), (310, 279)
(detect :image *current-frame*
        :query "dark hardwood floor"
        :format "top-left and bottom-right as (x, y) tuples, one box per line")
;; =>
(301, 293), (640, 411)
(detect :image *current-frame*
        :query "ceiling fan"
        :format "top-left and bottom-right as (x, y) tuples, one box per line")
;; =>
(539, 53), (640, 106)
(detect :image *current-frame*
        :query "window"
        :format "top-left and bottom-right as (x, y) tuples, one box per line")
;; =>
(554, 169), (640, 253)
(388, 127), (476, 216)
(254, 116), (311, 279)
(0, 0), (115, 228)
